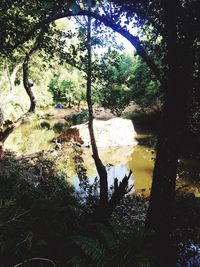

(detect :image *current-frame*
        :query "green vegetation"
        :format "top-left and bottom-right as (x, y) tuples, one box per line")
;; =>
(124, 110), (161, 134)
(48, 65), (85, 107)
(96, 51), (160, 115)
(0, 1), (200, 266)
(66, 109), (89, 125)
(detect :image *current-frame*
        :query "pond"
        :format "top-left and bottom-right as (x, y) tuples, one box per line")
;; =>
(4, 117), (200, 196)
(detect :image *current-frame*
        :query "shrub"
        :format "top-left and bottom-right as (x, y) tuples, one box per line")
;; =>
(66, 109), (89, 125)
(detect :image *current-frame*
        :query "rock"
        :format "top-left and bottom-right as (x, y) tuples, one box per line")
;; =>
(72, 118), (137, 147)
(54, 128), (84, 144)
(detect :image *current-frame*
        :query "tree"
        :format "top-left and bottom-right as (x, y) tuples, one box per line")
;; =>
(129, 56), (161, 109)
(95, 49), (161, 114)
(106, 1), (199, 265)
(1, 0), (199, 234)
(22, 28), (46, 113)
(0, 9), (77, 151)
(95, 49), (132, 115)
(85, 7), (133, 219)
(86, 11), (108, 211)
(48, 66), (86, 108)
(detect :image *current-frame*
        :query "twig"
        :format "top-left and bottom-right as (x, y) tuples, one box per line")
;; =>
(14, 257), (57, 267)
(16, 232), (32, 247)
(0, 210), (30, 227)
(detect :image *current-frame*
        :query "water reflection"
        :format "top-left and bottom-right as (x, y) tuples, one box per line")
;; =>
(4, 120), (200, 196)
(129, 145), (154, 195)
(4, 119), (65, 155)
(71, 144), (154, 195)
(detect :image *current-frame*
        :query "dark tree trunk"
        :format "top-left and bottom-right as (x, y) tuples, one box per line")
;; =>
(86, 12), (108, 210)
(146, 0), (193, 234)
(77, 101), (81, 111)
(68, 97), (72, 108)
(146, 1), (194, 265)
(23, 53), (36, 113)
(0, 29), (46, 151)
(22, 28), (46, 113)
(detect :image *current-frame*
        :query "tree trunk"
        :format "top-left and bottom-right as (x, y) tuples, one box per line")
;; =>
(22, 28), (46, 113)
(86, 12), (108, 210)
(77, 100), (81, 111)
(68, 97), (72, 108)
(23, 53), (36, 113)
(146, 1), (193, 265)
(146, 0), (193, 234)
(145, 48), (190, 267)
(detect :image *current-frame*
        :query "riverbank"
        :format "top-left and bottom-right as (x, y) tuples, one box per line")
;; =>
(1, 105), (200, 266)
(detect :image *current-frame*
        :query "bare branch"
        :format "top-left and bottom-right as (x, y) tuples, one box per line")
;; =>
(0, 112), (34, 144)
(107, 170), (133, 215)
(0, 210), (30, 227)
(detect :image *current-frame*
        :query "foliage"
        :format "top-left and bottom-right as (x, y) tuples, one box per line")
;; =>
(0, 1), (200, 266)
(53, 121), (70, 133)
(95, 50), (131, 115)
(66, 109), (89, 125)
(94, 50), (161, 115)
(70, 222), (155, 267)
(1, 83), (53, 121)
(48, 65), (86, 105)
(0, 155), (81, 266)
(48, 74), (72, 101)
(124, 110), (161, 134)
(129, 57), (161, 108)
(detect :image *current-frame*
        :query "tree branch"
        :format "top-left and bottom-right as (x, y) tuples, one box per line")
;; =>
(12, 8), (163, 84)
(0, 112), (34, 144)
(14, 258), (57, 267)
(23, 28), (46, 113)
(108, 170), (132, 215)
(75, 10), (163, 84)
(0, 210), (30, 227)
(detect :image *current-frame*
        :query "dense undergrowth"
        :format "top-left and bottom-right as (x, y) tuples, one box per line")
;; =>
(0, 108), (199, 267)
(0, 150), (200, 267)
(0, 154), (151, 267)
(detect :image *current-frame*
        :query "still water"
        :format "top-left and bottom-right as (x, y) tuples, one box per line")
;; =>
(4, 119), (200, 196)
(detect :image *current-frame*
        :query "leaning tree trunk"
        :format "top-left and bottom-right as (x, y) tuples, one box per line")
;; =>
(86, 12), (108, 211)
(0, 29), (46, 156)
(23, 28), (46, 113)
(23, 53), (36, 113)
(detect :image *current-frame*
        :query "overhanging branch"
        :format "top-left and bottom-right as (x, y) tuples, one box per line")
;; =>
(12, 8), (163, 84)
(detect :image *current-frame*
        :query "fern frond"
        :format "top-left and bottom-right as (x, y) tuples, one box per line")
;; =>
(95, 223), (117, 249)
(71, 235), (106, 267)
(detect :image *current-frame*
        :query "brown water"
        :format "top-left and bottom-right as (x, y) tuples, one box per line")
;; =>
(70, 142), (154, 195)
(4, 119), (200, 196)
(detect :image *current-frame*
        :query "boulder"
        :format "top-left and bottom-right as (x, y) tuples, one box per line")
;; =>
(72, 118), (137, 147)
(53, 128), (83, 144)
